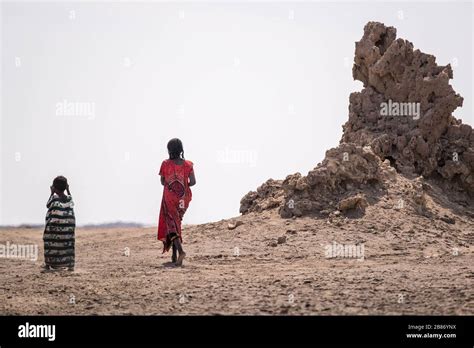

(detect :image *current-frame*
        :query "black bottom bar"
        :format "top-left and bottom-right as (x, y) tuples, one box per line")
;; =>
(0, 315), (472, 346)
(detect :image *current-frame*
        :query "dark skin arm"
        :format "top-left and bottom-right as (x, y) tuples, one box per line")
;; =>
(49, 184), (70, 197)
(188, 172), (196, 187)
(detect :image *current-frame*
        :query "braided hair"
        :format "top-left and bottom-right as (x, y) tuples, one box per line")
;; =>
(167, 138), (185, 160)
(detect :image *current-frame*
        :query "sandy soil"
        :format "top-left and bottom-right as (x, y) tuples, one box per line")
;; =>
(0, 203), (472, 315)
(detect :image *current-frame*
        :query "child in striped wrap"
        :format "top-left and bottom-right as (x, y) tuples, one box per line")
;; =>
(43, 176), (75, 272)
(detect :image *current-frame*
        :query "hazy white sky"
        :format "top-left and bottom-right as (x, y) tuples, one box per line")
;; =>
(1, 1), (472, 226)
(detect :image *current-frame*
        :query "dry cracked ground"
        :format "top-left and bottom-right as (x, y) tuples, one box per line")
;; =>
(0, 199), (472, 315)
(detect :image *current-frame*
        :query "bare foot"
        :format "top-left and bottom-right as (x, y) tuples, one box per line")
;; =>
(176, 252), (186, 266)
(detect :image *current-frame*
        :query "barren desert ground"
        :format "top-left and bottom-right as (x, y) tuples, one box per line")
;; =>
(0, 205), (472, 315)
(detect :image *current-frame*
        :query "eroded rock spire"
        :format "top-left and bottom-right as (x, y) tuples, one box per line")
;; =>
(240, 21), (473, 218)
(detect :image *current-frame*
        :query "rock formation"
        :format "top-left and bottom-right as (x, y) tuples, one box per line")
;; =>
(240, 21), (473, 218)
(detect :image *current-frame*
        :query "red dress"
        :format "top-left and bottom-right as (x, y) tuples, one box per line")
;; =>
(157, 159), (193, 253)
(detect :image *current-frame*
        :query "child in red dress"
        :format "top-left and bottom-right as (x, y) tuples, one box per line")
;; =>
(157, 138), (196, 266)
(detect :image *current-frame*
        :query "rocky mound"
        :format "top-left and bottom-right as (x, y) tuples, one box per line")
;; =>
(240, 21), (473, 218)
